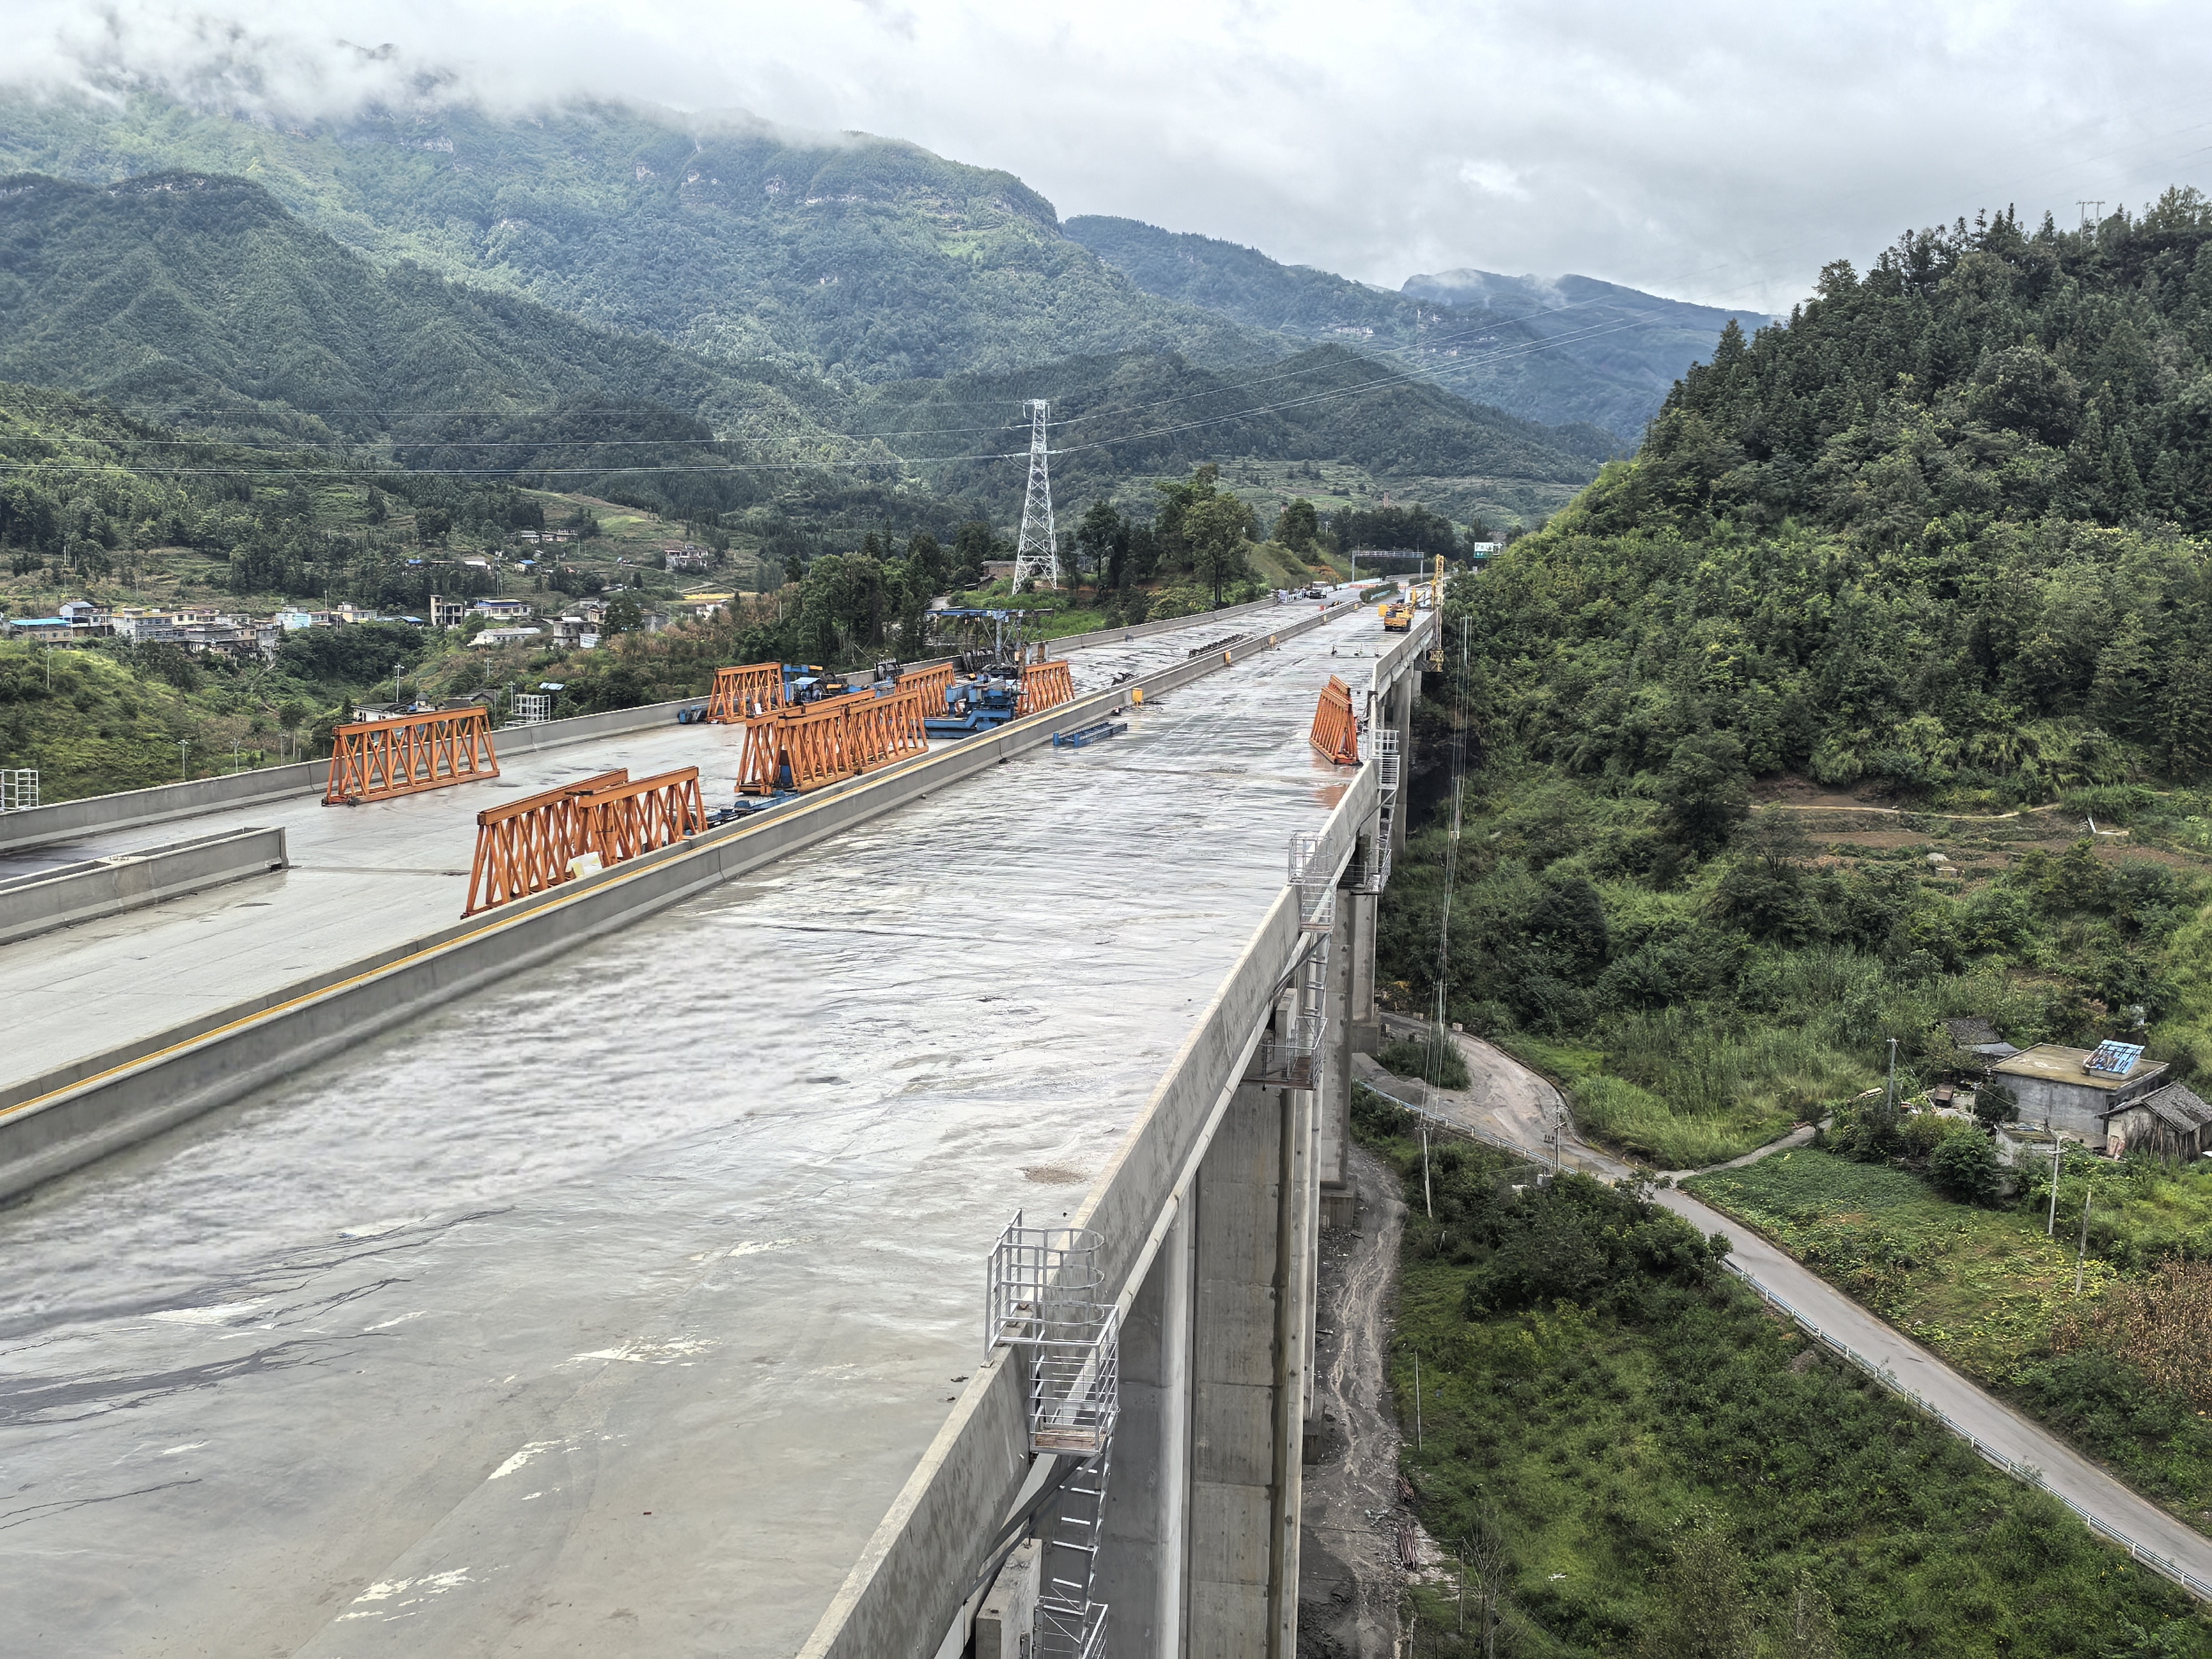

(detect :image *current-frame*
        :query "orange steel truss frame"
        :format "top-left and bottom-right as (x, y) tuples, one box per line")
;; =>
(463, 769), (628, 916)
(326, 706), (499, 805)
(1015, 660), (1075, 718)
(705, 662), (787, 724)
(735, 685), (932, 795)
(1310, 675), (1360, 765)
(899, 660), (956, 707)
(574, 767), (709, 865)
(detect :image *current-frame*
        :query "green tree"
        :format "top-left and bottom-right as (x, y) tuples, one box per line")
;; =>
(1074, 499), (1123, 589)
(1929, 1127), (2004, 1204)
(1636, 1511), (1752, 1659)
(1274, 496), (1320, 555)
(1184, 493), (1253, 604)
(1657, 731), (1750, 858)
(601, 592), (644, 636)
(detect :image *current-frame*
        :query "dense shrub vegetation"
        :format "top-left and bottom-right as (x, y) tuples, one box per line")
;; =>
(1688, 1146), (2212, 1530)
(1382, 192), (2212, 1163)
(1357, 1093), (2209, 1655)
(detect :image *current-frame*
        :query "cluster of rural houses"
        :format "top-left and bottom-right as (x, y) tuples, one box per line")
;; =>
(1937, 1018), (2211, 1164)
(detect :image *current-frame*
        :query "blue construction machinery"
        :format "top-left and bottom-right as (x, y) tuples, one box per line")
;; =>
(1051, 718), (1128, 750)
(922, 668), (1024, 737)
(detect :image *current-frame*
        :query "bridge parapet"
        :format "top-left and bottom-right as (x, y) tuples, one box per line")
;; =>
(804, 764), (1379, 1658)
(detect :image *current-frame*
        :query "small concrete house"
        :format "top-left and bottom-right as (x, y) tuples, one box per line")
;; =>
(2102, 1082), (2212, 1162)
(1990, 1043), (2169, 1147)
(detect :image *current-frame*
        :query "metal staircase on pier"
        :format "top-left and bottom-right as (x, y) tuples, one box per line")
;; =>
(988, 1214), (1119, 1658)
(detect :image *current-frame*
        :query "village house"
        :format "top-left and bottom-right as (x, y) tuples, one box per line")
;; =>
(1990, 1042), (2170, 1147)
(2102, 1082), (2212, 1162)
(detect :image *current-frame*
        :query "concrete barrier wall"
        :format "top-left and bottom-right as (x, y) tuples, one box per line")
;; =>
(0, 600), (1363, 1202)
(0, 606), (1331, 855)
(0, 698), (701, 854)
(0, 826), (288, 947)
(798, 764), (1377, 1659)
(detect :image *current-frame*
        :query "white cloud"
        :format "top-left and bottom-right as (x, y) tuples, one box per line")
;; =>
(5, 0), (2212, 312)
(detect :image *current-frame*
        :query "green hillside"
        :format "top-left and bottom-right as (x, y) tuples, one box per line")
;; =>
(0, 93), (1277, 385)
(854, 345), (1614, 527)
(1065, 214), (1765, 439)
(0, 171), (859, 497)
(1387, 191), (2212, 1157)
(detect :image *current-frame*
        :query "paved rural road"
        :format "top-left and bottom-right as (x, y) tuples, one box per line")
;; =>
(1359, 1027), (2212, 1600)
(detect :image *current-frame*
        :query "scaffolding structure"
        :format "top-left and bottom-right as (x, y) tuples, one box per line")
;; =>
(509, 693), (552, 727)
(1357, 724), (1399, 893)
(0, 768), (37, 813)
(988, 1213), (1116, 1658)
(1011, 400), (1060, 592)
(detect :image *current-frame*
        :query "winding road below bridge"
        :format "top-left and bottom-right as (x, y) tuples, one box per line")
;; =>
(1356, 1026), (2212, 1603)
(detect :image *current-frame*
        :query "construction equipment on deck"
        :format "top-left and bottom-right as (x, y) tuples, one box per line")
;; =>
(1309, 675), (1360, 764)
(1051, 718), (1127, 750)
(734, 683), (931, 795)
(573, 767), (708, 865)
(704, 663), (787, 724)
(326, 706), (498, 806)
(1016, 660), (1075, 717)
(1380, 599), (1414, 632)
(463, 769), (627, 916)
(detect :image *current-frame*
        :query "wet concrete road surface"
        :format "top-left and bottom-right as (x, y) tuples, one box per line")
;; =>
(1, 610), (1375, 1657)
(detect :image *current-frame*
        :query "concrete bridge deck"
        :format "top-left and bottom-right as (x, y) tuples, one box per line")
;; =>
(0, 608), (1379, 1657)
(0, 618), (1262, 1106)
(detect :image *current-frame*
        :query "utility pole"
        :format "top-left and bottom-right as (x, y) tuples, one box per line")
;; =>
(178, 739), (188, 783)
(1884, 1037), (1898, 1117)
(1412, 1349), (1422, 1451)
(1011, 400), (1059, 591)
(1421, 1124), (1433, 1219)
(2075, 1182), (2094, 1295)
(2048, 1129), (2065, 1237)
(2079, 199), (2106, 228)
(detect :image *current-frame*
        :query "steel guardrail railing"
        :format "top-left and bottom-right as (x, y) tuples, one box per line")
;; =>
(1719, 1264), (2212, 1603)
(1357, 1071), (2212, 1603)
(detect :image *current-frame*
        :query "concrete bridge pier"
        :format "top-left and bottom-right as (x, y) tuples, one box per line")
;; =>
(1093, 989), (1333, 1658)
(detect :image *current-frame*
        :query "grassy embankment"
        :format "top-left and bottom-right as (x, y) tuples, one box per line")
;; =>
(1357, 1091), (2212, 1656)
(1688, 1146), (2212, 1533)
(1378, 752), (2212, 1170)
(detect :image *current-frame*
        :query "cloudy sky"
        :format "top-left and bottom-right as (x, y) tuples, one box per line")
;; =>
(10, 0), (2212, 312)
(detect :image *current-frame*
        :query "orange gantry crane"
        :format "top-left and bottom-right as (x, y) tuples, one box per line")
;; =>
(464, 765), (707, 916)
(1310, 675), (1360, 765)
(464, 768), (628, 915)
(735, 683), (932, 795)
(1015, 659), (1075, 718)
(898, 660), (957, 707)
(326, 706), (499, 806)
(704, 662), (787, 724)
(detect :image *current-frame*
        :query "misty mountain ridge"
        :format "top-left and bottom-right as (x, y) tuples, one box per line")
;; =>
(0, 166), (1608, 526)
(1065, 214), (1769, 439)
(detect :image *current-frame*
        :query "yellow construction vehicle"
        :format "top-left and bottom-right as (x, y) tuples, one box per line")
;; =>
(1381, 599), (1414, 632)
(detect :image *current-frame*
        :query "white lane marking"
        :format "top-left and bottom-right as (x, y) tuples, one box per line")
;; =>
(148, 1301), (262, 1325)
(487, 1440), (567, 1480)
(339, 1216), (428, 1238)
(336, 1566), (475, 1619)
(160, 1442), (207, 1455)
(569, 1337), (717, 1365)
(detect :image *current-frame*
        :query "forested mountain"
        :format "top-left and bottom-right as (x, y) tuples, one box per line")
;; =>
(1488, 193), (2212, 793)
(0, 171), (838, 462)
(1379, 190), (2212, 1183)
(0, 93), (1277, 385)
(0, 169), (1608, 528)
(1065, 214), (1765, 439)
(853, 345), (1616, 518)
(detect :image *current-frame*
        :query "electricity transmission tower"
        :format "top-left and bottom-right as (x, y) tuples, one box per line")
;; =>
(1012, 399), (1060, 591)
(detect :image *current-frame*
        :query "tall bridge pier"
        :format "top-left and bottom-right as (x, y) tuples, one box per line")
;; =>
(808, 617), (1433, 1659)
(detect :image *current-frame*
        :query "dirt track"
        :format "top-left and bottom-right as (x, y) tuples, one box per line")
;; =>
(1297, 1145), (1408, 1657)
